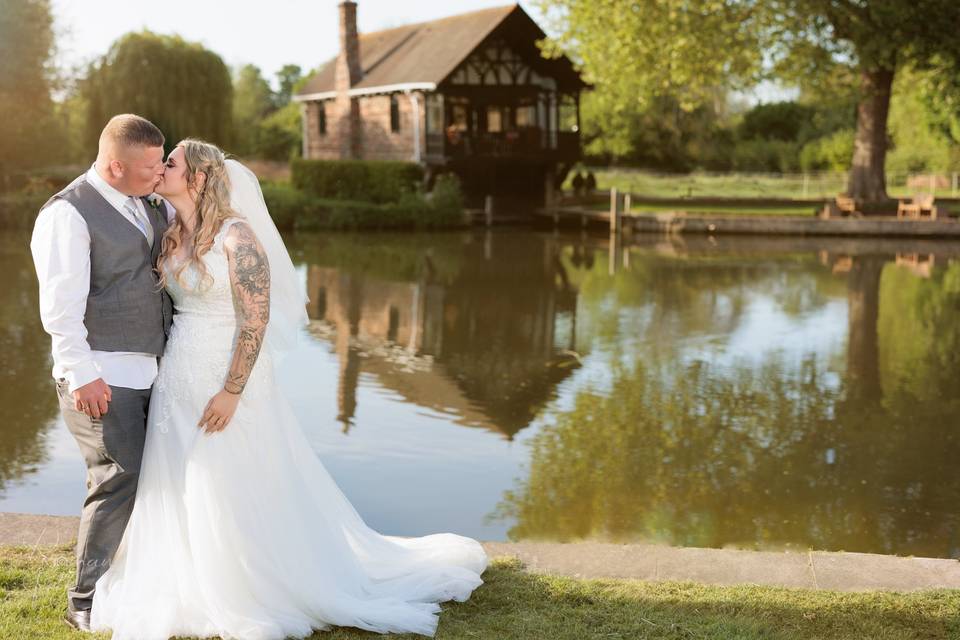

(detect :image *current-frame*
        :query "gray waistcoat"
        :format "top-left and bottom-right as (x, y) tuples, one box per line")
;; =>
(41, 174), (174, 355)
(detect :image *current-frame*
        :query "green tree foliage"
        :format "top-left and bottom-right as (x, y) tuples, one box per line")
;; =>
(535, 0), (767, 114)
(0, 0), (63, 179)
(232, 64), (302, 160)
(799, 128), (854, 172)
(738, 102), (813, 142)
(768, 1), (960, 200)
(536, 0), (960, 199)
(232, 64), (274, 156)
(273, 64), (303, 107)
(81, 31), (233, 155)
(886, 66), (960, 174)
(581, 88), (735, 172)
(887, 85), (952, 174)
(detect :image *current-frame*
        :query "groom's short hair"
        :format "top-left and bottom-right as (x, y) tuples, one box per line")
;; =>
(100, 114), (165, 150)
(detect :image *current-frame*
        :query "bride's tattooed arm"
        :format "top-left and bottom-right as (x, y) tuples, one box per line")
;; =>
(223, 221), (271, 394)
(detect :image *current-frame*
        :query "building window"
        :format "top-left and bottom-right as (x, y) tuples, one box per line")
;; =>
(390, 94), (400, 133)
(516, 103), (536, 128)
(450, 103), (469, 132)
(317, 102), (327, 136)
(486, 105), (502, 133)
(425, 94), (444, 134)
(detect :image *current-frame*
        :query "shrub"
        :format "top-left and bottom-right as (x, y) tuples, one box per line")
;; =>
(257, 181), (308, 231)
(260, 177), (466, 232)
(799, 129), (854, 172)
(291, 159), (424, 204)
(731, 139), (801, 172)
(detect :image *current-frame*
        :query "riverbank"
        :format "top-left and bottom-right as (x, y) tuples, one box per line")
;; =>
(2, 513), (958, 639)
(4, 544), (957, 640)
(533, 206), (960, 239)
(3, 512), (958, 592)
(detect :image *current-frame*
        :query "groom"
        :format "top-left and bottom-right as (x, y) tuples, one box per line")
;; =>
(29, 114), (174, 632)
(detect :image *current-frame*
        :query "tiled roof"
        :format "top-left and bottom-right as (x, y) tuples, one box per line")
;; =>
(296, 3), (584, 98)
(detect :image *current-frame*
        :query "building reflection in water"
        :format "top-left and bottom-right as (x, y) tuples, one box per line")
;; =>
(302, 232), (584, 438)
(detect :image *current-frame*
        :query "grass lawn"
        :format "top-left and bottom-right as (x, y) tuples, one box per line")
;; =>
(2, 544), (958, 639)
(587, 199), (818, 217)
(572, 168), (960, 201)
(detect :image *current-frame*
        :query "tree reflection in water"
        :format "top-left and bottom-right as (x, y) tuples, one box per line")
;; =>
(492, 251), (960, 559)
(0, 233), (59, 492)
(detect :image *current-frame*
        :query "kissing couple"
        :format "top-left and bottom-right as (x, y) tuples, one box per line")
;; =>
(30, 113), (487, 639)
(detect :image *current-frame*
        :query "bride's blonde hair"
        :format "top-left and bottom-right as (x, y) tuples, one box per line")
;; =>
(157, 138), (241, 291)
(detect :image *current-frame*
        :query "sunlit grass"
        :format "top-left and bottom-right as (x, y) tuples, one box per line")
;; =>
(569, 168), (960, 201)
(1, 544), (958, 639)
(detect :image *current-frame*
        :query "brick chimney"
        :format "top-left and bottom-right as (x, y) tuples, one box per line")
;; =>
(335, 1), (362, 90)
(335, 1), (362, 158)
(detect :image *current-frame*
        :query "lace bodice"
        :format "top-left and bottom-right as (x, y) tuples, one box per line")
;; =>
(163, 217), (245, 319)
(154, 217), (273, 433)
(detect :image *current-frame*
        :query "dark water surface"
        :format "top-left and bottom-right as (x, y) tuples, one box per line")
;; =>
(2, 227), (959, 558)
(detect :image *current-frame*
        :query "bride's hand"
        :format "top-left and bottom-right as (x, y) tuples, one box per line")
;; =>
(198, 389), (241, 434)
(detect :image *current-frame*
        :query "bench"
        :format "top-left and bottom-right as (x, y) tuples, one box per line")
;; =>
(820, 194), (862, 219)
(897, 194), (938, 220)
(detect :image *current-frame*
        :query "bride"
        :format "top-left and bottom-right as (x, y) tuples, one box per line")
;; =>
(89, 139), (488, 640)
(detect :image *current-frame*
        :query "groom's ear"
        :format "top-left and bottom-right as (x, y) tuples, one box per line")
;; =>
(109, 159), (125, 178)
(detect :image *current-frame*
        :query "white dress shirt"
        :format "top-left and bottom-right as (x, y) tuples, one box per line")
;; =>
(30, 164), (174, 394)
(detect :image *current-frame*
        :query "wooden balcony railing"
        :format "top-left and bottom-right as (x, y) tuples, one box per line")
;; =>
(426, 128), (580, 161)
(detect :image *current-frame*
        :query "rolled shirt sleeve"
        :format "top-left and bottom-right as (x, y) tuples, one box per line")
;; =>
(30, 200), (102, 394)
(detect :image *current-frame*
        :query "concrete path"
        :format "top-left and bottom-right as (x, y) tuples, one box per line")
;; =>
(3, 512), (958, 592)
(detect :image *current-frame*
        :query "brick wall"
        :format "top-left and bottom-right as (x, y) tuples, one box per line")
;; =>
(303, 92), (428, 163)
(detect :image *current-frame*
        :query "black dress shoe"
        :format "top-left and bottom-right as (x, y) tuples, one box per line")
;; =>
(63, 607), (92, 632)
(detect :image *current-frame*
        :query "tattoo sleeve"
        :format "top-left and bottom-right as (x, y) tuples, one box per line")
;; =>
(224, 221), (270, 394)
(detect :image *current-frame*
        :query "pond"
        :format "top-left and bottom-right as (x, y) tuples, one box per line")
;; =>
(2, 227), (959, 559)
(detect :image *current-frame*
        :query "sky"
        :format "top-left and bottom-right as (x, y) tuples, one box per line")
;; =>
(50, 0), (789, 103)
(50, 1), (545, 87)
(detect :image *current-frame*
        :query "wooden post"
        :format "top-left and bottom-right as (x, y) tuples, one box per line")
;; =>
(953, 172), (958, 197)
(608, 233), (617, 275)
(623, 193), (631, 214)
(609, 187), (620, 236)
(484, 195), (493, 227)
(609, 188), (622, 275)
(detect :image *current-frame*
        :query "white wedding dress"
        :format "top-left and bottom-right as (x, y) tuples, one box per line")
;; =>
(89, 217), (488, 640)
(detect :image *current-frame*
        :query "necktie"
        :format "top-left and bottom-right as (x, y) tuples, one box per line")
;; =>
(124, 196), (154, 247)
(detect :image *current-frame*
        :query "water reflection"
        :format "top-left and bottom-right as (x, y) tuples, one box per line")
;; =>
(296, 232), (583, 437)
(490, 240), (960, 559)
(3, 225), (960, 557)
(0, 233), (59, 489)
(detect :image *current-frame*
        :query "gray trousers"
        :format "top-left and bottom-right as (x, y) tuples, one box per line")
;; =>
(55, 378), (151, 612)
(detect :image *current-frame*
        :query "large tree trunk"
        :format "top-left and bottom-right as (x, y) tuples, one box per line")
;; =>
(846, 67), (895, 209)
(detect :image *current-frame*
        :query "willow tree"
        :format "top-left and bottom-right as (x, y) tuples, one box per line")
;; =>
(0, 0), (61, 177)
(535, 0), (960, 207)
(81, 31), (233, 154)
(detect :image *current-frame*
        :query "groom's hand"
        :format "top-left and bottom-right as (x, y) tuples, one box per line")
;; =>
(73, 378), (112, 419)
